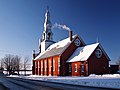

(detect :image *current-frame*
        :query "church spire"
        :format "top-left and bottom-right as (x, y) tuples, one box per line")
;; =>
(44, 6), (52, 31)
(40, 7), (55, 53)
(42, 7), (53, 41)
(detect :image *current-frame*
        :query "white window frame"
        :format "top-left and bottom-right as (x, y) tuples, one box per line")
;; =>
(74, 64), (77, 72)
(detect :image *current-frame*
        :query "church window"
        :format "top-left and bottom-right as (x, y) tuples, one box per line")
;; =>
(53, 59), (55, 71)
(38, 61), (39, 69)
(74, 38), (81, 46)
(95, 48), (102, 58)
(49, 60), (51, 71)
(45, 61), (47, 71)
(69, 64), (72, 72)
(41, 61), (43, 71)
(74, 64), (77, 72)
(81, 64), (84, 73)
(58, 59), (60, 71)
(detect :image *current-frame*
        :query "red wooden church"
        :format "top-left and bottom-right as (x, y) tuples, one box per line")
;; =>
(32, 9), (110, 76)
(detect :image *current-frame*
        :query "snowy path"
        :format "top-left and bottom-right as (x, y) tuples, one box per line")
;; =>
(0, 77), (28, 90)
(0, 81), (9, 90)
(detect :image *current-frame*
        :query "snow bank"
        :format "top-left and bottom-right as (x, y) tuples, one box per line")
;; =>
(89, 74), (120, 78)
(8, 74), (120, 89)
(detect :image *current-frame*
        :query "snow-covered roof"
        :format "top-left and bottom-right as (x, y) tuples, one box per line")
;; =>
(66, 43), (99, 62)
(34, 35), (78, 60)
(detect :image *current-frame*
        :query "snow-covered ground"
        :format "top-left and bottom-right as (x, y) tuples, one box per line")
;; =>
(8, 74), (120, 89)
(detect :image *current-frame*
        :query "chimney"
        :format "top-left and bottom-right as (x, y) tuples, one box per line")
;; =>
(69, 30), (72, 41)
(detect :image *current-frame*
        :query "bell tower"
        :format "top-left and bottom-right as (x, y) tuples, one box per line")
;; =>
(39, 7), (55, 52)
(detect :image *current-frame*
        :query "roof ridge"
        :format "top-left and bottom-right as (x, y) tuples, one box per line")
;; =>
(85, 42), (99, 46)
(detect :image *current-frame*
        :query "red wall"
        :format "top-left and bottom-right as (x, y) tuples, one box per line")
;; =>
(88, 46), (109, 75)
(52, 56), (60, 76)
(48, 57), (53, 76)
(44, 59), (48, 75)
(41, 60), (44, 75)
(68, 46), (109, 76)
(71, 62), (81, 76)
(70, 61), (88, 76)
(60, 36), (84, 76)
(34, 55), (60, 76)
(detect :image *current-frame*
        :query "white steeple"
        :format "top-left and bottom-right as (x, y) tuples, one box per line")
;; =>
(42, 7), (53, 41)
(40, 7), (55, 53)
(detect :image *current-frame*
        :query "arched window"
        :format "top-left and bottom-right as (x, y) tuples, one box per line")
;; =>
(74, 64), (77, 72)
(48, 32), (51, 40)
(53, 59), (55, 71)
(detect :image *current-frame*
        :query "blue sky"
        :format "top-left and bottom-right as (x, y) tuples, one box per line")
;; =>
(0, 0), (120, 64)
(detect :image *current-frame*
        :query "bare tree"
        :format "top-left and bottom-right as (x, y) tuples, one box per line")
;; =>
(14, 55), (21, 75)
(23, 56), (29, 76)
(116, 57), (120, 70)
(2, 54), (21, 75)
(2, 54), (13, 75)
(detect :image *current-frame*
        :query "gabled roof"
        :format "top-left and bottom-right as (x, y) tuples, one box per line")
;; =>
(34, 35), (79, 60)
(66, 43), (99, 63)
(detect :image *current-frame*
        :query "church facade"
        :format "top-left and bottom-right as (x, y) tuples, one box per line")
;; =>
(32, 9), (110, 76)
